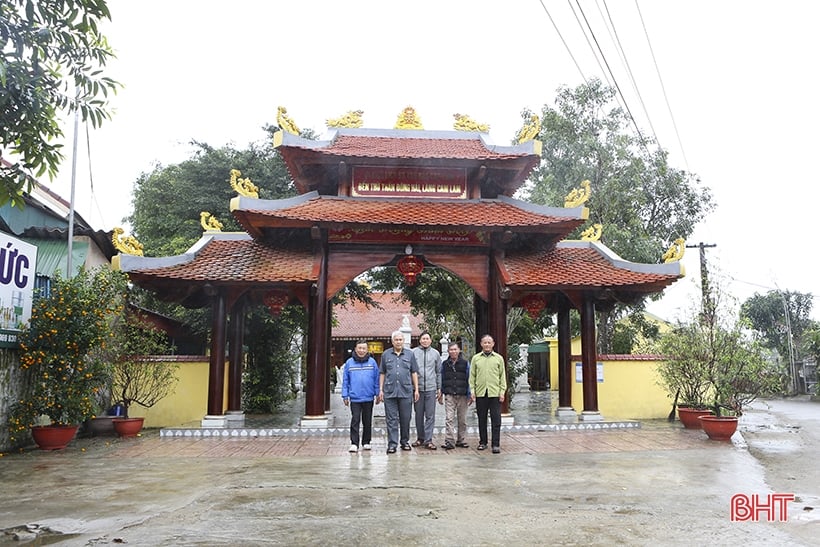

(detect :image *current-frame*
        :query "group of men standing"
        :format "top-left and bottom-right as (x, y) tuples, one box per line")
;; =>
(341, 331), (507, 455)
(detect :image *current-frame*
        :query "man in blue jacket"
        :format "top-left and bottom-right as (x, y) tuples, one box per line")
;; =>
(342, 340), (381, 453)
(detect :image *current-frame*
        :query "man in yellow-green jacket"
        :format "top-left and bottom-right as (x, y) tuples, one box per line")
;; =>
(469, 334), (507, 454)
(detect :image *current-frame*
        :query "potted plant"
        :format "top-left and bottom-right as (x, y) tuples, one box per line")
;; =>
(7, 268), (125, 450)
(659, 287), (783, 441)
(109, 313), (179, 438)
(698, 322), (781, 440)
(657, 325), (713, 429)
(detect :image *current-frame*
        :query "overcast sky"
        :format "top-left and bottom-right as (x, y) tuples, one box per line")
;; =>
(47, 0), (820, 321)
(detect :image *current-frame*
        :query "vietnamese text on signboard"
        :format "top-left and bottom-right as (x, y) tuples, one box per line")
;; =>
(351, 166), (467, 198)
(0, 233), (37, 348)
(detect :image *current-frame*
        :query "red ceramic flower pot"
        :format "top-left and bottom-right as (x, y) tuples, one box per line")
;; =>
(699, 415), (738, 441)
(112, 417), (145, 438)
(31, 425), (79, 450)
(677, 407), (714, 429)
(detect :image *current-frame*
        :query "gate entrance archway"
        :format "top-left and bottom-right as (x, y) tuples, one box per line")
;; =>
(115, 115), (684, 427)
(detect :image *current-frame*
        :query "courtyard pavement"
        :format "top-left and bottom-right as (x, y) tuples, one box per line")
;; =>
(0, 395), (818, 546)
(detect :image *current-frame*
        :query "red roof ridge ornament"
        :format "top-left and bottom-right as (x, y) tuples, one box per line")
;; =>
(396, 255), (424, 286)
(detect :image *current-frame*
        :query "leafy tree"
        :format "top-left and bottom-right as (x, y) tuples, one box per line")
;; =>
(128, 137), (294, 257)
(0, 0), (119, 207)
(740, 290), (814, 363)
(522, 79), (714, 352)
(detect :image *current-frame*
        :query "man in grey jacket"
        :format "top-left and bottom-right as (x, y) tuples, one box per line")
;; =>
(411, 331), (441, 450)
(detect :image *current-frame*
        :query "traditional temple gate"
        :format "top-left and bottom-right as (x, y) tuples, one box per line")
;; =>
(114, 109), (684, 427)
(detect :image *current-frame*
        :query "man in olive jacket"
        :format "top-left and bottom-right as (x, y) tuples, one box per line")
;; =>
(469, 334), (507, 454)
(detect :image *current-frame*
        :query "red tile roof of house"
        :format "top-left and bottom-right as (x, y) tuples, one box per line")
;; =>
(314, 134), (533, 160)
(332, 292), (424, 339)
(502, 242), (681, 291)
(273, 129), (541, 195)
(120, 237), (317, 284)
(233, 193), (586, 235)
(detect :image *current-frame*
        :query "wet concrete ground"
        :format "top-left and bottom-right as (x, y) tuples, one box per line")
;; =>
(0, 396), (818, 546)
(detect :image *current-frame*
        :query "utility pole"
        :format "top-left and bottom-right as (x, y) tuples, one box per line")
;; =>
(686, 242), (717, 319)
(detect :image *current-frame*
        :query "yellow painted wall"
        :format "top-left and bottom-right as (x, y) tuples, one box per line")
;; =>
(134, 358), (228, 428)
(545, 338), (671, 420)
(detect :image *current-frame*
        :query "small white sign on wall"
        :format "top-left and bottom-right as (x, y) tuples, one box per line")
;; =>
(575, 362), (604, 383)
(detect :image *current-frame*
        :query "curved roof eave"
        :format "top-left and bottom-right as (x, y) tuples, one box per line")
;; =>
(114, 232), (252, 273)
(557, 240), (684, 277)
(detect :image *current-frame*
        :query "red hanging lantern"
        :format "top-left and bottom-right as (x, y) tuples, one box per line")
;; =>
(396, 255), (424, 286)
(520, 293), (546, 320)
(263, 289), (290, 316)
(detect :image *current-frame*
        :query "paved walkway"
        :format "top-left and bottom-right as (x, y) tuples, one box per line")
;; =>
(1, 398), (817, 546)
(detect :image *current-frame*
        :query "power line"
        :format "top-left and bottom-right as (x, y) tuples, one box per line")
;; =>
(599, 0), (662, 149)
(635, 0), (690, 170)
(571, 0), (649, 151)
(537, 0), (588, 83)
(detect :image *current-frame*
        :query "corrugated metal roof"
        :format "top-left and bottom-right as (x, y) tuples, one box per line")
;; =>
(20, 238), (89, 278)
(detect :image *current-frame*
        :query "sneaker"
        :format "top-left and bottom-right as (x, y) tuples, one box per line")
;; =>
(362, 444), (372, 451)
(492, 446), (500, 454)
(442, 441), (455, 450)
(477, 444), (487, 451)
(348, 444), (358, 453)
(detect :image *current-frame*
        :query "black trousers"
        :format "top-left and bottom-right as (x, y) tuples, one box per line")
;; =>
(349, 400), (374, 447)
(476, 393), (501, 447)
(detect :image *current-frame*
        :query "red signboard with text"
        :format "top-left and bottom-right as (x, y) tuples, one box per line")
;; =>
(351, 166), (467, 198)
(329, 228), (488, 246)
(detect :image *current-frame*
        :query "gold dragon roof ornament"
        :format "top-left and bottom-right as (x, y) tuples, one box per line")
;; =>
(516, 113), (541, 143)
(326, 110), (364, 128)
(276, 106), (300, 135)
(564, 180), (591, 208)
(453, 113), (490, 133)
(662, 238), (686, 263)
(394, 106), (424, 130)
(580, 223), (603, 242)
(229, 169), (259, 198)
(200, 212), (223, 232)
(112, 227), (144, 256)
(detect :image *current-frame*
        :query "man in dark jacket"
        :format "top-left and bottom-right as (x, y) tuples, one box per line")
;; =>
(438, 341), (471, 450)
(342, 340), (380, 453)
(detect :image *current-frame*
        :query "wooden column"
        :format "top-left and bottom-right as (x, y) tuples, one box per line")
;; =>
(305, 237), (329, 417)
(227, 296), (245, 412)
(324, 309), (332, 412)
(207, 290), (227, 416)
(557, 304), (573, 409)
(580, 297), (599, 413)
(489, 260), (509, 413)
(474, 293), (489, 354)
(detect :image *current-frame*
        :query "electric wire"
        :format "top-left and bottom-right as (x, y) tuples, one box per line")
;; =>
(573, 0), (648, 150)
(635, 0), (690, 170)
(600, 0), (662, 149)
(537, 0), (588, 83)
(85, 121), (109, 227)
